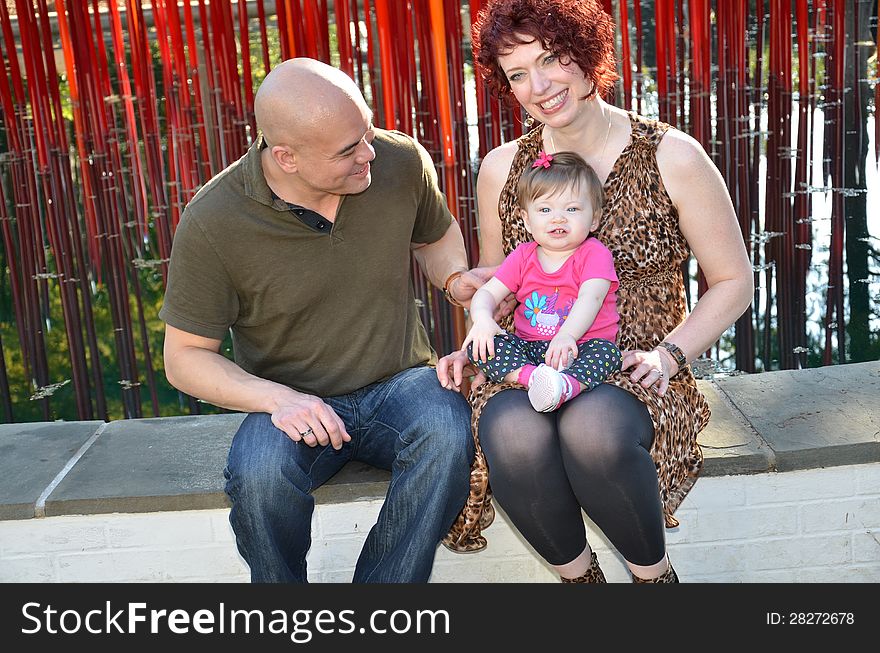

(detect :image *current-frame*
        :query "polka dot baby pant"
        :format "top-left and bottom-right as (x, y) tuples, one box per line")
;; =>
(467, 332), (622, 390)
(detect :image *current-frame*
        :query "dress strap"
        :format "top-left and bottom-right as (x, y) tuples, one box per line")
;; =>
(627, 111), (671, 148)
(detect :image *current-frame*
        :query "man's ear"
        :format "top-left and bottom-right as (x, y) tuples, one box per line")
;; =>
(271, 145), (298, 174)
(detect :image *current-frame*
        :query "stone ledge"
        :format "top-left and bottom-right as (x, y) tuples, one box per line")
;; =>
(1, 361), (877, 521)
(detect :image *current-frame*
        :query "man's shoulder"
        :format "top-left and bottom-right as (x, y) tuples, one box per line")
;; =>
(368, 129), (435, 193)
(183, 150), (251, 221)
(374, 129), (429, 166)
(375, 128), (417, 150)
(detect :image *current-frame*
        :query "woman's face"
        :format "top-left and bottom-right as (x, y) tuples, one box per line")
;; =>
(497, 37), (592, 127)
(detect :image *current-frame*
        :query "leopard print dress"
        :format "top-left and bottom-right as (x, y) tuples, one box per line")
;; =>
(442, 113), (712, 553)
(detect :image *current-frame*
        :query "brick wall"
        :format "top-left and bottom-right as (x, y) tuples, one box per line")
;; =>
(2, 462), (878, 583)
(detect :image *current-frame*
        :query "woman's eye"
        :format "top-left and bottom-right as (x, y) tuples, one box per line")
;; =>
(508, 72), (523, 82)
(544, 54), (557, 65)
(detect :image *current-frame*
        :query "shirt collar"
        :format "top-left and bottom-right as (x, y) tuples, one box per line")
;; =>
(243, 133), (288, 211)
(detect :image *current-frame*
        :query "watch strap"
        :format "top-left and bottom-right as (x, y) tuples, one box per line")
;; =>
(656, 341), (687, 369)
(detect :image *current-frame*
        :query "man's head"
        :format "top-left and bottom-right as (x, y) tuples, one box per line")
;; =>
(255, 58), (376, 197)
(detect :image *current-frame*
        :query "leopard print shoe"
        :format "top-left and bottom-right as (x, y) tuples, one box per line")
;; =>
(560, 551), (606, 583)
(632, 562), (679, 583)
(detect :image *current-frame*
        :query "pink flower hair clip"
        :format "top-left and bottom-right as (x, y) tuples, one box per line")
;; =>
(532, 151), (554, 169)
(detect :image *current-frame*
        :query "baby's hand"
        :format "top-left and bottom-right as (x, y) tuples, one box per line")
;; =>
(461, 318), (504, 363)
(546, 333), (578, 371)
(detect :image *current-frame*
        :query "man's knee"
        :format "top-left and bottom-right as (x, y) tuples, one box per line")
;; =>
(406, 384), (473, 462)
(226, 413), (310, 498)
(416, 403), (473, 462)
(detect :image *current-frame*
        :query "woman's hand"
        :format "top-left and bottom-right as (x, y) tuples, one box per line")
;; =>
(621, 348), (678, 396)
(436, 349), (486, 393)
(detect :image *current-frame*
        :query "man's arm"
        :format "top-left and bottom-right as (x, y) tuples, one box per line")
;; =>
(163, 325), (350, 449)
(411, 221), (497, 307)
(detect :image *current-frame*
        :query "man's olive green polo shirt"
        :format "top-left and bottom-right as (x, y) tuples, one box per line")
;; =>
(159, 129), (454, 397)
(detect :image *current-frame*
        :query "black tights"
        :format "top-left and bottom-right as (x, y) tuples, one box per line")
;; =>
(479, 384), (665, 567)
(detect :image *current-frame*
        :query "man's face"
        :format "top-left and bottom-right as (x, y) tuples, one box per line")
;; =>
(294, 100), (377, 197)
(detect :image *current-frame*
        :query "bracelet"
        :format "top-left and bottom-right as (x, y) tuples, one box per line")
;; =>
(655, 341), (688, 370)
(443, 270), (465, 307)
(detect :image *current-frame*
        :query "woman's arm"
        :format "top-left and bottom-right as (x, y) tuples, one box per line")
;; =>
(470, 143), (520, 319)
(624, 129), (754, 393)
(659, 129), (754, 355)
(475, 143), (519, 267)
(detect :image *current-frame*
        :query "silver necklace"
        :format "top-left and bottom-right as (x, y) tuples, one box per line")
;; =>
(547, 105), (613, 166)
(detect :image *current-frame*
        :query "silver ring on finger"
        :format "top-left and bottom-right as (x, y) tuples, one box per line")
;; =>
(299, 427), (314, 437)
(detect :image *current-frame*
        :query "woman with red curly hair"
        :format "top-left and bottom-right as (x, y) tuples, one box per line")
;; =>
(438, 0), (753, 582)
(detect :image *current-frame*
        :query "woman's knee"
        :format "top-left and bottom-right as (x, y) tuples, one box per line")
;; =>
(557, 387), (654, 464)
(479, 390), (557, 463)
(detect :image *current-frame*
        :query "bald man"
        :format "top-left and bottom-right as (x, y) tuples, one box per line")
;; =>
(159, 58), (486, 583)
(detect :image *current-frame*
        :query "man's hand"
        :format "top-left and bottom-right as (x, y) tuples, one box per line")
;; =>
(494, 292), (517, 321)
(436, 349), (486, 393)
(271, 390), (352, 450)
(448, 265), (516, 319)
(449, 266), (494, 308)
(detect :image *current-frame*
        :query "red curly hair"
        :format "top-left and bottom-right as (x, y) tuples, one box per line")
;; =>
(472, 0), (618, 102)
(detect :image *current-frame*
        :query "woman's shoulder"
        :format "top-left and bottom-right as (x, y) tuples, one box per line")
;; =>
(480, 129), (546, 196)
(654, 125), (712, 177)
(479, 140), (519, 177)
(475, 140), (521, 203)
(621, 111), (702, 158)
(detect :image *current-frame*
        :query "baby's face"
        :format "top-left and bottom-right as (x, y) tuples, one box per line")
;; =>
(522, 185), (599, 253)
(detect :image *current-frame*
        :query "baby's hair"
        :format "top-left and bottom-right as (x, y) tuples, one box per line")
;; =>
(517, 151), (604, 216)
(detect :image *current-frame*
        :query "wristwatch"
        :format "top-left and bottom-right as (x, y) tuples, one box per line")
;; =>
(655, 341), (688, 369)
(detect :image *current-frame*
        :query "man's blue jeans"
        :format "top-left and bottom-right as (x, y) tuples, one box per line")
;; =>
(223, 365), (474, 583)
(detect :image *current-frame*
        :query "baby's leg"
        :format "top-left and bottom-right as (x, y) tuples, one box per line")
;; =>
(466, 332), (536, 384)
(563, 339), (622, 392)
